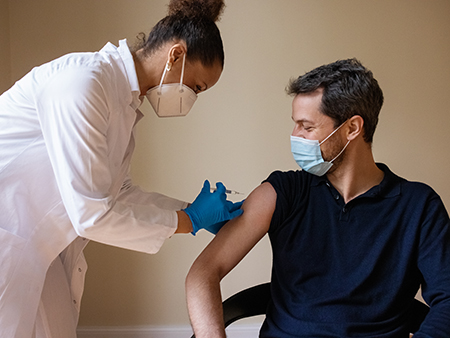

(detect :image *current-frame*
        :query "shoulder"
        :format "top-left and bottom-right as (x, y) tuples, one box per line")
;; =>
(265, 169), (308, 185)
(35, 50), (128, 105)
(263, 170), (317, 228)
(379, 163), (447, 215)
(401, 180), (446, 215)
(39, 44), (126, 88)
(264, 169), (315, 198)
(383, 164), (441, 198)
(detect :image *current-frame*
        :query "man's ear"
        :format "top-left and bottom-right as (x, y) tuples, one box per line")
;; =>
(166, 42), (187, 69)
(347, 115), (364, 141)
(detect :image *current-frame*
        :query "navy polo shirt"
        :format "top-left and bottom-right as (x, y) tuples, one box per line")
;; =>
(260, 163), (450, 337)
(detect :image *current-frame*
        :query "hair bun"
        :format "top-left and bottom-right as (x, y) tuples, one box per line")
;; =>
(167, 0), (225, 22)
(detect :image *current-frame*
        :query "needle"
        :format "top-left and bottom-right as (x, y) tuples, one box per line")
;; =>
(210, 188), (244, 195)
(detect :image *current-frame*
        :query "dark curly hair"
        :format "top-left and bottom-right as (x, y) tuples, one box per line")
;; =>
(138, 0), (225, 68)
(287, 58), (383, 143)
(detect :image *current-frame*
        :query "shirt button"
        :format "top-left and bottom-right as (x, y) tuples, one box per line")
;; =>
(342, 207), (347, 213)
(335, 195), (340, 200)
(73, 300), (77, 305)
(78, 268), (82, 272)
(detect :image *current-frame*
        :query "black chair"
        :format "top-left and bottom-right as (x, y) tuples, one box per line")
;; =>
(190, 282), (430, 337)
(221, 282), (272, 328)
(405, 294), (431, 333)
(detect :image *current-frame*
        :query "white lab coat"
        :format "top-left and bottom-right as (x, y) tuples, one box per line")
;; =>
(0, 40), (188, 337)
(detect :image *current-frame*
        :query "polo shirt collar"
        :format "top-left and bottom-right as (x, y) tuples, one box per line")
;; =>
(310, 162), (402, 199)
(369, 163), (402, 198)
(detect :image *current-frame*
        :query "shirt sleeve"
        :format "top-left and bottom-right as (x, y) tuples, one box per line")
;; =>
(415, 192), (450, 337)
(264, 170), (306, 234)
(35, 64), (178, 254)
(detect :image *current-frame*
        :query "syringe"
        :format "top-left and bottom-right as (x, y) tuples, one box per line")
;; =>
(210, 188), (244, 195)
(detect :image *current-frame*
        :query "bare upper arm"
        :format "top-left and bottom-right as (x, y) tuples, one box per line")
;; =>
(189, 182), (277, 280)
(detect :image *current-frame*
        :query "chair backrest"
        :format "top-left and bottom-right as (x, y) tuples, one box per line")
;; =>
(405, 296), (430, 333)
(222, 282), (271, 327)
(190, 282), (430, 337)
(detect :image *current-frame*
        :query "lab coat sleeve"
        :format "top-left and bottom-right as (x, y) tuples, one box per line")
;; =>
(35, 65), (177, 254)
(118, 175), (189, 211)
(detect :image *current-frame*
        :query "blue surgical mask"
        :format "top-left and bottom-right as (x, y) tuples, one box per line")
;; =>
(290, 122), (350, 176)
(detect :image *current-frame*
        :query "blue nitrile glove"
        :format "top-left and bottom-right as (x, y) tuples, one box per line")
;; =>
(205, 199), (244, 234)
(183, 180), (244, 235)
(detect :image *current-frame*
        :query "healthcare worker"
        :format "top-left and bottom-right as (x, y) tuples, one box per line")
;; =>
(0, 0), (241, 337)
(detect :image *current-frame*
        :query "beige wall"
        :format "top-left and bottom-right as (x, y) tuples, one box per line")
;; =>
(0, 0), (11, 93)
(5, 0), (450, 327)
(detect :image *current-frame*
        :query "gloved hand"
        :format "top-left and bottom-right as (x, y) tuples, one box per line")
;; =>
(183, 180), (244, 235)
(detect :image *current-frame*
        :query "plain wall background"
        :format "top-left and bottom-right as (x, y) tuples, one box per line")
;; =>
(1, 0), (449, 328)
(0, 0), (10, 93)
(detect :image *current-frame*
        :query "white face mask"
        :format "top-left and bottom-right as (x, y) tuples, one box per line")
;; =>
(146, 54), (198, 117)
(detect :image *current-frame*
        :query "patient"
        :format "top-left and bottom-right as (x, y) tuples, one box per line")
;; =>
(185, 58), (450, 337)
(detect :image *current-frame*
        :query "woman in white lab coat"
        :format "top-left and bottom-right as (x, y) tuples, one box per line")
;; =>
(0, 0), (241, 337)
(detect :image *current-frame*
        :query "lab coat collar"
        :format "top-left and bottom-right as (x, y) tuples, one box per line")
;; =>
(117, 39), (142, 111)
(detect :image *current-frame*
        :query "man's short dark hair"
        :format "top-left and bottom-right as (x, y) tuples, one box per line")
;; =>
(287, 58), (384, 143)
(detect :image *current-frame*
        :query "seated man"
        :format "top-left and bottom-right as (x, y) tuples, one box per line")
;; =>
(185, 58), (450, 337)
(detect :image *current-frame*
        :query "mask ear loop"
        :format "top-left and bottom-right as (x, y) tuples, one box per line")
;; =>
(318, 119), (350, 163)
(319, 120), (348, 146)
(329, 139), (351, 163)
(179, 54), (186, 93)
(157, 61), (171, 95)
